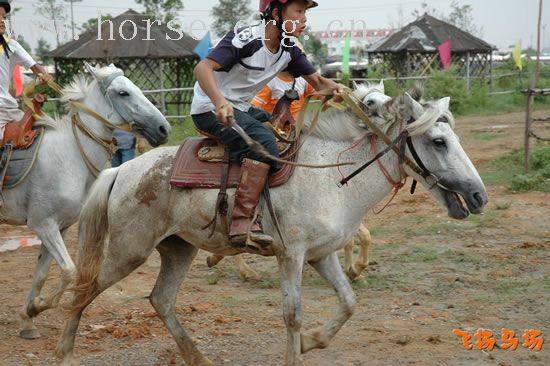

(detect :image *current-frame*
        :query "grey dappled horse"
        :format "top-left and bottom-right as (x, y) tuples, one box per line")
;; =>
(57, 87), (487, 366)
(0, 64), (170, 339)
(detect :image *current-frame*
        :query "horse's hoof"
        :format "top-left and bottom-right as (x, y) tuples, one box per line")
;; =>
(20, 328), (41, 339)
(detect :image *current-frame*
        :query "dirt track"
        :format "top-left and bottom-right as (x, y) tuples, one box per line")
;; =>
(0, 110), (549, 365)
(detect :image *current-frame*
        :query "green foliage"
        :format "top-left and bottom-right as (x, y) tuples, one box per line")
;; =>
(34, 0), (68, 47)
(340, 73), (350, 88)
(15, 35), (31, 53)
(425, 70), (468, 114)
(211, 0), (253, 38)
(35, 38), (52, 65)
(81, 14), (113, 33)
(135, 0), (184, 23)
(300, 30), (328, 67)
(485, 144), (550, 192)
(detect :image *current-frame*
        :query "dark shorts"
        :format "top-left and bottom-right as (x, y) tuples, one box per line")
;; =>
(192, 107), (280, 171)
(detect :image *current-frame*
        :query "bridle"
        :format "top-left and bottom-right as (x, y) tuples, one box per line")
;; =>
(27, 73), (135, 177)
(338, 90), (453, 194)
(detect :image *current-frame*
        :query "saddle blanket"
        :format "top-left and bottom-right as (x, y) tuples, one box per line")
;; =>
(0, 127), (44, 188)
(170, 137), (298, 189)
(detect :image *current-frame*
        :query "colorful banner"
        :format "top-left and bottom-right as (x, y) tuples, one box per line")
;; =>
(438, 39), (452, 70)
(13, 64), (23, 97)
(512, 40), (522, 71)
(193, 31), (213, 60)
(341, 32), (351, 74)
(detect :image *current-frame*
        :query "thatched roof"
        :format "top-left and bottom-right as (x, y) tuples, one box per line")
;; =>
(49, 9), (199, 59)
(370, 14), (494, 54)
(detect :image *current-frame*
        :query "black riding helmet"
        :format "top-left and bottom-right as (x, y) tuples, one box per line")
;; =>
(259, 0), (317, 43)
(0, 1), (11, 14)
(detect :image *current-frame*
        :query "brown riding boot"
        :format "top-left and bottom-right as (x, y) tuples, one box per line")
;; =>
(229, 158), (274, 248)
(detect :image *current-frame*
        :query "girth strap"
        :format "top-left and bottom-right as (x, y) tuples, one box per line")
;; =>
(202, 147), (231, 237)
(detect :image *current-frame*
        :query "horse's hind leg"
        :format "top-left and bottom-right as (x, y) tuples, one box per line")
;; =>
(149, 235), (212, 366)
(301, 252), (356, 353)
(56, 235), (155, 365)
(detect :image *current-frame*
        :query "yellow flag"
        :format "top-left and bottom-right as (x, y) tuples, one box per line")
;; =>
(512, 40), (522, 71)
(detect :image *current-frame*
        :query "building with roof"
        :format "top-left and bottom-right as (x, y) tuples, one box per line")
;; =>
(368, 14), (495, 78)
(49, 9), (199, 115)
(310, 28), (394, 57)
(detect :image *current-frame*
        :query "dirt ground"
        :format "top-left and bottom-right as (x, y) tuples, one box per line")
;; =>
(0, 110), (549, 366)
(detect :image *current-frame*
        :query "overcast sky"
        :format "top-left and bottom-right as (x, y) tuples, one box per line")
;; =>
(9, 0), (549, 52)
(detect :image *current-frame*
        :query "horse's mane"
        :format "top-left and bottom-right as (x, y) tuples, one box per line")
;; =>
(302, 84), (454, 141)
(36, 70), (111, 129)
(353, 82), (384, 102)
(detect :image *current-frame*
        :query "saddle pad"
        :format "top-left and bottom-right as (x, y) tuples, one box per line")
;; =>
(1, 127), (45, 189)
(170, 137), (298, 189)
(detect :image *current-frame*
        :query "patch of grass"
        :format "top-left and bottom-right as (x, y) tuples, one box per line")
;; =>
(467, 209), (500, 228)
(253, 276), (279, 289)
(423, 222), (463, 235)
(168, 117), (197, 146)
(443, 249), (484, 265)
(471, 132), (509, 141)
(482, 143), (550, 192)
(494, 201), (512, 210)
(221, 296), (247, 307)
(492, 278), (545, 296)
(403, 247), (440, 262)
(368, 226), (397, 237)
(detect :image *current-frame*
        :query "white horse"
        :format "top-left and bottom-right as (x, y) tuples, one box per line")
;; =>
(206, 81), (390, 282)
(57, 89), (488, 366)
(0, 63), (171, 339)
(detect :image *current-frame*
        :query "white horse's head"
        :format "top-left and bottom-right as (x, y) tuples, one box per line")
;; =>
(84, 63), (171, 146)
(353, 80), (392, 118)
(391, 93), (488, 219)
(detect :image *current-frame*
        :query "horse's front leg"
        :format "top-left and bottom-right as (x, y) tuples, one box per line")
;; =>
(278, 253), (305, 366)
(350, 224), (372, 280)
(19, 245), (54, 339)
(301, 251), (356, 353)
(20, 223), (75, 338)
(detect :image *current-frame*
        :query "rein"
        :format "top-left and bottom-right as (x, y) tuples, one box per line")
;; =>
(337, 89), (447, 191)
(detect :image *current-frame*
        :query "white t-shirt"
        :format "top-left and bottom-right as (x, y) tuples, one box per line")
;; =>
(191, 24), (316, 115)
(0, 37), (36, 109)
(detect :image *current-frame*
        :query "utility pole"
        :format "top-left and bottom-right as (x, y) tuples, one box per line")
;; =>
(64, 0), (82, 39)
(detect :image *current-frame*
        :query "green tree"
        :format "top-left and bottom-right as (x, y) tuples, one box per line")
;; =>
(211, 0), (253, 38)
(135, 0), (184, 23)
(411, 2), (439, 18)
(34, 0), (68, 46)
(300, 30), (328, 68)
(445, 1), (484, 38)
(80, 14), (113, 33)
(15, 35), (31, 53)
(35, 38), (52, 64)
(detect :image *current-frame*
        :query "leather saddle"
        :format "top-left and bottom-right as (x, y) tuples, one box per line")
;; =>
(0, 94), (46, 191)
(2, 94), (46, 149)
(170, 91), (300, 189)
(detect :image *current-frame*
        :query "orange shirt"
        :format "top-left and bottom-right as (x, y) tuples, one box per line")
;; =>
(251, 75), (316, 119)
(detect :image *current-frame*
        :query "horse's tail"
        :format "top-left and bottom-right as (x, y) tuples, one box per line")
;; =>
(70, 167), (119, 314)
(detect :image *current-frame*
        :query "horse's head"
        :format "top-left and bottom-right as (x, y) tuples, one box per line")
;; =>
(85, 63), (171, 147)
(395, 93), (488, 219)
(352, 80), (392, 119)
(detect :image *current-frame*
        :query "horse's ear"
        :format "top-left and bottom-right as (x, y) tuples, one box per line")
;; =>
(378, 79), (385, 94)
(84, 61), (99, 79)
(436, 97), (450, 112)
(352, 80), (360, 89)
(403, 92), (424, 119)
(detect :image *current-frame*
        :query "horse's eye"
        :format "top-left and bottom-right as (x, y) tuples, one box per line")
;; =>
(366, 100), (374, 107)
(118, 91), (129, 97)
(433, 138), (446, 148)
